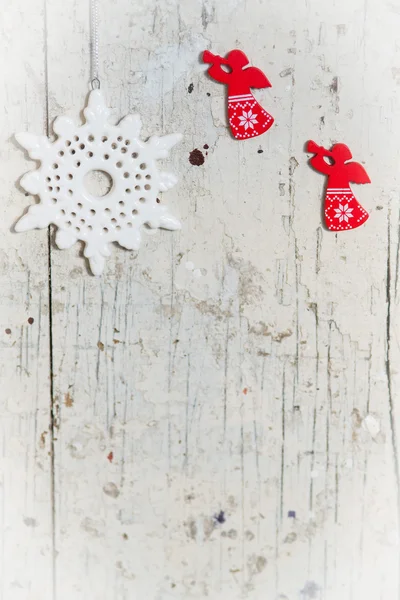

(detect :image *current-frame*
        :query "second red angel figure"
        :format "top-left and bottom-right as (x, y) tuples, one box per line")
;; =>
(307, 141), (370, 231)
(203, 49), (274, 140)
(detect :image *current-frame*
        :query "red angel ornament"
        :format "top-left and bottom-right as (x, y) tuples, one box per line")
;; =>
(307, 141), (370, 231)
(203, 49), (274, 140)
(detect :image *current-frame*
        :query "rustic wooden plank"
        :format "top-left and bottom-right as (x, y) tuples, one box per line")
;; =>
(0, 1), (53, 598)
(44, 0), (400, 598)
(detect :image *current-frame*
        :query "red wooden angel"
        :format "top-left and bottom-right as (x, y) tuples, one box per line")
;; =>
(307, 141), (370, 231)
(203, 49), (274, 140)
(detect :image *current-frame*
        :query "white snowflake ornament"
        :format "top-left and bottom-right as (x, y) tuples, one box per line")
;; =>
(15, 90), (182, 275)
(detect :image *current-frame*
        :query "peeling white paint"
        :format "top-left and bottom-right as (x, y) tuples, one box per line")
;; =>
(362, 414), (381, 439)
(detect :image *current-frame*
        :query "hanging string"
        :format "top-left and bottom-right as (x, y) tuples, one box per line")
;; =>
(90, 0), (100, 89)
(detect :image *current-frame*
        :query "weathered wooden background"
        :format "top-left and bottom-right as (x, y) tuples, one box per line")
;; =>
(1, 0), (399, 598)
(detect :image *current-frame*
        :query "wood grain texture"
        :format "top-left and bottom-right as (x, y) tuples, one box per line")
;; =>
(3, 0), (400, 598)
(0, 1), (53, 598)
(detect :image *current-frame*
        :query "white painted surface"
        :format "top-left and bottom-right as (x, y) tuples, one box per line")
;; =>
(1, 0), (399, 598)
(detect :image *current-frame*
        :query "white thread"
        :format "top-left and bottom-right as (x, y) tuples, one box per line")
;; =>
(90, 0), (100, 88)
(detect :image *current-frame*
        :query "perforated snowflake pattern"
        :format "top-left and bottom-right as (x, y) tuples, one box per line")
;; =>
(15, 90), (182, 275)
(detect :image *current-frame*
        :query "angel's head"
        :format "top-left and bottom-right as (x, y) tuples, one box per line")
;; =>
(227, 50), (249, 69)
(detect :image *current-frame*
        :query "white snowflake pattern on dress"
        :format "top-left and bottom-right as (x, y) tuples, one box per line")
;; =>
(334, 203), (354, 223)
(238, 109), (259, 130)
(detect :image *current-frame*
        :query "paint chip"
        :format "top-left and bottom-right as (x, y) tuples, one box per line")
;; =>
(64, 392), (74, 407)
(301, 581), (320, 598)
(255, 556), (267, 572)
(214, 510), (226, 524)
(330, 76), (339, 94)
(40, 431), (47, 448)
(362, 414), (381, 438)
(103, 482), (120, 498)
(280, 67), (294, 78)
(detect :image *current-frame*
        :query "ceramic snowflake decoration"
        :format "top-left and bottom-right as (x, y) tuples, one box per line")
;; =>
(15, 90), (182, 275)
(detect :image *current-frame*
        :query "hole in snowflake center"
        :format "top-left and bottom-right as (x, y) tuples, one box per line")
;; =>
(84, 170), (113, 198)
